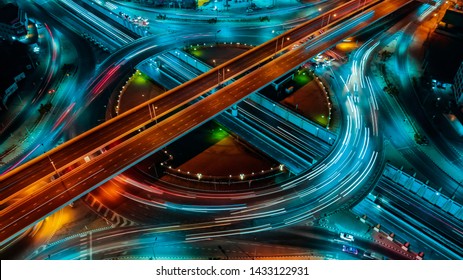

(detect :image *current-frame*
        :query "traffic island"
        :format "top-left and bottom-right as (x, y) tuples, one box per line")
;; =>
(155, 121), (286, 192)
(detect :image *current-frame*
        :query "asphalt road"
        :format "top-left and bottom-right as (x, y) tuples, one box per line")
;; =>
(0, 0), (413, 245)
(24, 224), (408, 260)
(375, 176), (463, 257)
(0, 0), (379, 203)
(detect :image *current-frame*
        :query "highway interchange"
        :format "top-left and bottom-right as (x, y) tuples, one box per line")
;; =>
(1, 0), (462, 260)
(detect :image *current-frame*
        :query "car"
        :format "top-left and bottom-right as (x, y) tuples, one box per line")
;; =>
(342, 245), (358, 255)
(340, 232), (354, 242)
(354, 92), (360, 103)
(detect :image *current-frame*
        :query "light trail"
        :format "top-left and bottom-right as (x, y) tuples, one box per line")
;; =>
(58, 0), (134, 44)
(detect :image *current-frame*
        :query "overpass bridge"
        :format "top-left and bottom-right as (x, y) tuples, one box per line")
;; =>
(1, 0), (381, 202)
(352, 164), (463, 259)
(0, 0), (419, 245)
(138, 49), (329, 174)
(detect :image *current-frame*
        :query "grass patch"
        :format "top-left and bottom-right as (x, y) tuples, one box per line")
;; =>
(293, 68), (314, 87)
(313, 113), (329, 127)
(132, 71), (151, 85)
(207, 126), (229, 143)
(189, 47), (206, 60)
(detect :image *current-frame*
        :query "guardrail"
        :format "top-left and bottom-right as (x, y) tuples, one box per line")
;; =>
(383, 164), (463, 220)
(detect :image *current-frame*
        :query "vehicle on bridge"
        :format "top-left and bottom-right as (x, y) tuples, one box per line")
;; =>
(342, 245), (358, 255)
(340, 232), (355, 242)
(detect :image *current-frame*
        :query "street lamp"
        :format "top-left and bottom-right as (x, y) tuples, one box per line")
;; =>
(149, 104), (158, 123)
(274, 36), (289, 55)
(329, 14), (337, 25)
(153, 106), (158, 125)
(41, 143), (69, 196)
(322, 14), (335, 28)
(282, 37), (289, 49)
(219, 68), (230, 86)
(321, 14), (331, 27)
(49, 158), (58, 177)
(41, 143), (58, 178)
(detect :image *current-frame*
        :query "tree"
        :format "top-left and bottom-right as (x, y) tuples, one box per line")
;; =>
(38, 102), (52, 116)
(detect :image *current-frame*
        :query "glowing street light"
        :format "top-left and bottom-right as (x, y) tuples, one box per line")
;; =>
(149, 105), (158, 124)
(41, 143), (58, 177)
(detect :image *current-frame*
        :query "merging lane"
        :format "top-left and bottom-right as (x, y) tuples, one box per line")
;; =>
(0, 0), (415, 245)
(0, 0), (381, 198)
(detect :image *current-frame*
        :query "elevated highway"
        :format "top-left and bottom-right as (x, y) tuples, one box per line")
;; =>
(0, 0), (381, 199)
(143, 49), (323, 173)
(0, 0), (418, 245)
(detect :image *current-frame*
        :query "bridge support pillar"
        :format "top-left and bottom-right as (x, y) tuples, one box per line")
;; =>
(231, 104), (238, 117)
(392, 169), (401, 182)
(404, 177), (414, 190)
(455, 206), (463, 220)
(441, 200), (453, 212)
(429, 192), (439, 205)
(416, 184), (426, 197)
